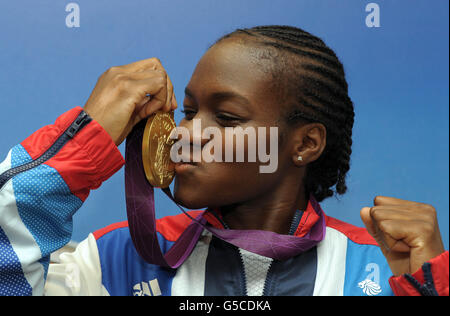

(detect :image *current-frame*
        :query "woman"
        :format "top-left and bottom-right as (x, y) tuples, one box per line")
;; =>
(0, 25), (447, 296)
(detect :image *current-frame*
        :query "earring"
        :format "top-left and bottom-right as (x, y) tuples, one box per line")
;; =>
(297, 156), (303, 162)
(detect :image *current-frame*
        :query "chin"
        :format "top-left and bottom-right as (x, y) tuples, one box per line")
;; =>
(174, 195), (205, 210)
(173, 180), (209, 210)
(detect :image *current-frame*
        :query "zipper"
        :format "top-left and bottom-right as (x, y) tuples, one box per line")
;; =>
(0, 110), (92, 190)
(262, 210), (303, 296)
(262, 261), (274, 296)
(288, 210), (304, 235)
(212, 208), (304, 296)
(209, 210), (247, 295)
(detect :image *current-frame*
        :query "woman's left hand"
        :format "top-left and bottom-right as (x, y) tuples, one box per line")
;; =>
(360, 196), (445, 276)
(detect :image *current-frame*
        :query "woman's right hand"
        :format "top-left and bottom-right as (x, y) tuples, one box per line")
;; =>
(83, 58), (177, 146)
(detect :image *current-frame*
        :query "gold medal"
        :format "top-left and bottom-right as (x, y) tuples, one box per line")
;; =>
(142, 111), (176, 188)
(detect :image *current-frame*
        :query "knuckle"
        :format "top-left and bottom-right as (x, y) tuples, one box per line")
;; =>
(423, 203), (436, 213)
(155, 73), (167, 86)
(373, 196), (382, 204)
(154, 68), (166, 76)
(100, 67), (114, 80)
(420, 203), (437, 217)
(106, 66), (120, 75)
(150, 57), (162, 66)
(113, 73), (128, 85)
(113, 78), (132, 96)
(369, 206), (380, 218)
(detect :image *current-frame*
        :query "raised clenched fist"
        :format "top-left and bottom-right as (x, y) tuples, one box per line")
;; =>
(360, 196), (445, 276)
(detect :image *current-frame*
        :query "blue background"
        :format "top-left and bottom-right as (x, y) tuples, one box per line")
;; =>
(0, 0), (448, 249)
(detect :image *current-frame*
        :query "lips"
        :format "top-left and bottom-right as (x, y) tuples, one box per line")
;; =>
(174, 161), (198, 174)
(172, 148), (202, 174)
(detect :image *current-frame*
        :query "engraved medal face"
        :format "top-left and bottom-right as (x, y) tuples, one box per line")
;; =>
(142, 111), (176, 188)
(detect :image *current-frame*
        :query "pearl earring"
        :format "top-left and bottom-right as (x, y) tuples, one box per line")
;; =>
(297, 156), (303, 161)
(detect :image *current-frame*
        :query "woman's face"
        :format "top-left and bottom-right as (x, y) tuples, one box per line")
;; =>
(173, 39), (297, 209)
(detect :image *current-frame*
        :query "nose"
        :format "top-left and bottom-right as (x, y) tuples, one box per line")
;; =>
(177, 116), (211, 147)
(172, 116), (214, 163)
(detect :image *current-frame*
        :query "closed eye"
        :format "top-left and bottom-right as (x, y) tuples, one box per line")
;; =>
(216, 112), (247, 127)
(216, 113), (240, 121)
(181, 108), (197, 120)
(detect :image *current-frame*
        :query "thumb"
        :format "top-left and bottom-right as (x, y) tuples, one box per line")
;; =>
(360, 206), (392, 252)
(360, 207), (376, 237)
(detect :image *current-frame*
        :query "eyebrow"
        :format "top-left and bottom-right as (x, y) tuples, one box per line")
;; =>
(184, 87), (251, 107)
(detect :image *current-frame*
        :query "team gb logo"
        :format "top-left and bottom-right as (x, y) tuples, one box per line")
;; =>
(358, 279), (382, 296)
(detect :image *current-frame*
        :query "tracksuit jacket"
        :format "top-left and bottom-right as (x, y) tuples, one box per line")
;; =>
(0, 106), (448, 296)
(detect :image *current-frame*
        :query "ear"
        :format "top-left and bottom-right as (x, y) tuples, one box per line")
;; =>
(291, 123), (327, 167)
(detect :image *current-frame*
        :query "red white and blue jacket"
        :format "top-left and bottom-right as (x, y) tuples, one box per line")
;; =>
(0, 107), (448, 296)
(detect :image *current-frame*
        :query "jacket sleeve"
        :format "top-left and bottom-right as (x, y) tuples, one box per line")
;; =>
(44, 234), (110, 296)
(0, 106), (124, 296)
(389, 251), (449, 296)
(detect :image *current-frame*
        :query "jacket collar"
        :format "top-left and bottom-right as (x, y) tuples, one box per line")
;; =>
(203, 194), (323, 238)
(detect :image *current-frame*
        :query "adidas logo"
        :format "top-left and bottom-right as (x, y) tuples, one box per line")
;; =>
(132, 279), (162, 296)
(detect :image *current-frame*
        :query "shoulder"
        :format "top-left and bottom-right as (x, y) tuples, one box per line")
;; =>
(325, 215), (378, 246)
(89, 211), (204, 296)
(93, 221), (129, 240)
(92, 210), (204, 243)
(154, 210), (204, 242)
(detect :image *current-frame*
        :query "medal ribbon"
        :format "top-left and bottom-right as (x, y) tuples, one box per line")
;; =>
(125, 120), (326, 268)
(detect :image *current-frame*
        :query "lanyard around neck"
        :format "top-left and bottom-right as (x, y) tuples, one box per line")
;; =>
(125, 120), (326, 268)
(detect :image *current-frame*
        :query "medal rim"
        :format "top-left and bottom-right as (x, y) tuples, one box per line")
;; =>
(142, 111), (176, 188)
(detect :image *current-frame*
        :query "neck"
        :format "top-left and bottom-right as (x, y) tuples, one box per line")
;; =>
(219, 177), (308, 234)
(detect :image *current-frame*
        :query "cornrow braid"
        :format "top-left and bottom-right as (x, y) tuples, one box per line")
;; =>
(215, 25), (355, 202)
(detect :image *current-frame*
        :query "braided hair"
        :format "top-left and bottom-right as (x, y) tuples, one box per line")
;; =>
(214, 25), (355, 202)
